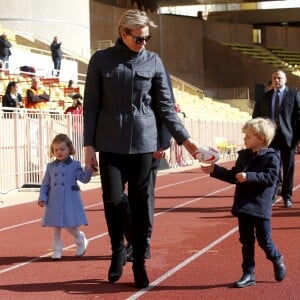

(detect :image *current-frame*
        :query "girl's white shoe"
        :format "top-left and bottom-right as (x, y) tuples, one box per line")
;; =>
(52, 251), (62, 260)
(76, 231), (88, 257)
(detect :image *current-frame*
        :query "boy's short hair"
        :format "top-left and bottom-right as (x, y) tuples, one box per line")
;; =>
(242, 118), (276, 147)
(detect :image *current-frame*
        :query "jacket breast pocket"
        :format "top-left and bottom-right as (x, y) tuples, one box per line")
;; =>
(135, 71), (153, 91)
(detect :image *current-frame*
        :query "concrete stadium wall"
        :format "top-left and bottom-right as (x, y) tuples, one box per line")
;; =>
(203, 37), (300, 100)
(89, 2), (300, 99)
(4, 0), (299, 100)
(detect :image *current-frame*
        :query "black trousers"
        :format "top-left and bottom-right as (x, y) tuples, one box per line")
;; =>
(99, 151), (153, 261)
(123, 162), (158, 245)
(238, 214), (281, 274)
(52, 57), (61, 76)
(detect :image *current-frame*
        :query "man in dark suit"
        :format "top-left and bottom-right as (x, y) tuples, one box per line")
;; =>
(252, 70), (300, 208)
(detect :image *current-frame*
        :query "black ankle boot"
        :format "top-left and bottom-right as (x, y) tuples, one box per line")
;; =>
(108, 247), (127, 283)
(133, 261), (149, 289)
(234, 272), (256, 288)
(273, 256), (286, 282)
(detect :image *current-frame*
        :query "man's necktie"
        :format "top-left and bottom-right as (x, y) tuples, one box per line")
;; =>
(274, 90), (280, 126)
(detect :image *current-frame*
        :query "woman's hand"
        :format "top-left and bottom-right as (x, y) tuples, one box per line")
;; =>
(153, 149), (166, 159)
(236, 172), (247, 182)
(182, 138), (199, 158)
(84, 146), (98, 172)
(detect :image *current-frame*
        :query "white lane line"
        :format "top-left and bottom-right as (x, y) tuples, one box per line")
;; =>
(155, 184), (233, 217)
(0, 202), (101, 232)
(0, 218), (42, 232)
(2, 180), (298, 278)
(0, 184), (232, 275)
(126, 227), (238, 300)
(125, 186), (300, 299)
(0, 232), (109, 275)
(0, 175), (209, 232)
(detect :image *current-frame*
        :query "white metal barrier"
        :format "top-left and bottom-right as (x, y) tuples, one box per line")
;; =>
(0, 109), (246, 193)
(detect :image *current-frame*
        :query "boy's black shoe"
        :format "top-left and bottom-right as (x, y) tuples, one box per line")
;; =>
(234, 273), (256, 288)
(273, 256), (286, 282)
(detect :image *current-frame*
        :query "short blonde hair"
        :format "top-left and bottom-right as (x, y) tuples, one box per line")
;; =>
(242, 118), (275, 147)
(118, 9), (157, 35)
(50, 133), (75, 157)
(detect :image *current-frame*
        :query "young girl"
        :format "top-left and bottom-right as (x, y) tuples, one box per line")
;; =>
(38, 133), (93, 260)
(202, 118), (286, 288)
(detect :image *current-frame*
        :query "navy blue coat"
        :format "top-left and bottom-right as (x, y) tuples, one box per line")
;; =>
(211, 148), (280, 220)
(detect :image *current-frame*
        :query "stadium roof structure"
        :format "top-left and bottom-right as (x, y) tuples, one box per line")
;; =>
(157, 0), (278, 5)
(156, 0), (300, 27)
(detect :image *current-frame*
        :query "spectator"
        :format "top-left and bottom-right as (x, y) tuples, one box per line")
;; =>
(38, 133), (92, 260)
(2, 81), (23, 111)
(83, 9), (199, 289)
(68, 79), (75, 88)
(50, 36), (62, 77)
(201, 118), (286, 288)
(26, 77), (50, 109)
(252, 69), (300, 208)
(0, 33), (12, 69)
(64, 94), (83, 115)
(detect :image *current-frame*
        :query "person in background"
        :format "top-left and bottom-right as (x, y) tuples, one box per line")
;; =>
(64, 93), (83, 155)
(202, 117), (286, 288)
(64, 93), (83, 115)
(50, 36), (62, 77)
(252, 69), (300, 208)
(0, 33), (12, 69)
(38, 133), (92, 260)
(83, 9), (200, 289)
(2, 81), (23, 111)
(26, 77), (50, 109)
(68, 79), (75, 88)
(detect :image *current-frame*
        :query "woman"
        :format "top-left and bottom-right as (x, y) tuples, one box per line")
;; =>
(83, 9), (199, 289)
(2, 81), (23, 111)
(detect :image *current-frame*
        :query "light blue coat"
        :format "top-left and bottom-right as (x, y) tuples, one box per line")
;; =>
(38, 157), (92, 227)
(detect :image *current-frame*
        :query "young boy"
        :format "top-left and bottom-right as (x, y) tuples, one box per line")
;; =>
(202, 117), (286, 288)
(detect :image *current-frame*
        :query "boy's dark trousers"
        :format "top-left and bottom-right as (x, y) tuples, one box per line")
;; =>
(238, 214), (282, 273)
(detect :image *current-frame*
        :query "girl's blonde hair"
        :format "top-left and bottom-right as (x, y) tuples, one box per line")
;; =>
(50, 133), (75, 157)
(242, 117), (276, 147)
(118, 9), (157, 35)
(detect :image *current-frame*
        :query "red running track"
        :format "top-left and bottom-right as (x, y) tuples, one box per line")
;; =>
(0, 157), (300, 300)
